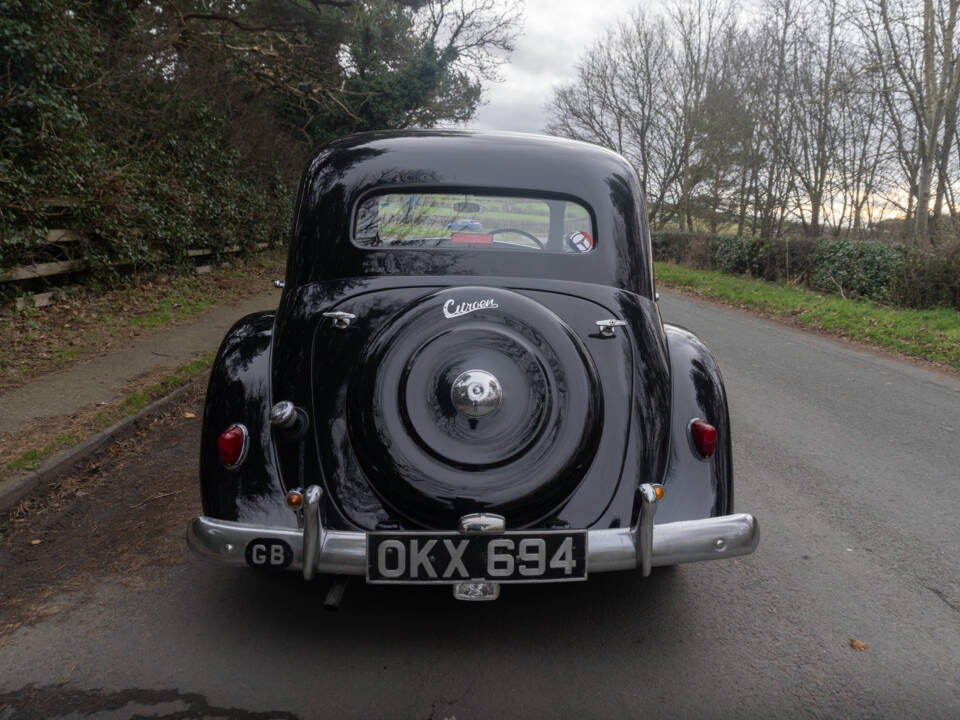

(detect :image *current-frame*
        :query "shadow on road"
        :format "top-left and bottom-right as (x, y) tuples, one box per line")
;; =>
(200, 564), (688, 650)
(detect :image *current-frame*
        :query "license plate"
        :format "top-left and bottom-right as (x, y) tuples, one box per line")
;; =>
(367, 531), (587, 584)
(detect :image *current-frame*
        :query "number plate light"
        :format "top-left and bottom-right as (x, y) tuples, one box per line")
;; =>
(453, 582), (500, 601)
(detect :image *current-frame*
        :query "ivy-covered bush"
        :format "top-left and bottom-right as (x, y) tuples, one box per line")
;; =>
(651, 231), (695, 262)
(0, 0), (102, 260)
(75, 95), (290, 273)
(891, 241), (960, 310)
(809, 237), (905, 301)
(758, 236), (817, 283)
(0, 0), (291, 278)
(709, 235), (767, 276)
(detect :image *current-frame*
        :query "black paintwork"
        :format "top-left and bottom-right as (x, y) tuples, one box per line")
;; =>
(199, 131), (733, 534)
(284, 131), (653, 297)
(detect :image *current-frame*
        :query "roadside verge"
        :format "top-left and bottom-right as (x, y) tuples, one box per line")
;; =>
(1, 282), (280, 513)
(0, 371), (208, 513)
(656, 262), (960, 373)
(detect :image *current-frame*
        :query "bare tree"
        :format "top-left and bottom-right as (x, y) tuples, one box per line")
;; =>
(833, 64), (889, 237)
(668, 0), (736, 230)
(782, 0), (844, 236)
(750, 0), (799, 239)
(546, 0), (958, 246)
(545, 10), (683, 226)
(858, 0), (960, 244)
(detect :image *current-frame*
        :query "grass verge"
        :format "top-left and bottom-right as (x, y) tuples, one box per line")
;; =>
(655, 262), (960, 371)
(4, 352), (214, 474)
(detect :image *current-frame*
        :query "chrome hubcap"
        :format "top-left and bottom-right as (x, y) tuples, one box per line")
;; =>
(451, 369), (502, 417)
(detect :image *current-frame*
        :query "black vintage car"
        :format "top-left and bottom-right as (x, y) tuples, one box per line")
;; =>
(187, 131), (759, 602)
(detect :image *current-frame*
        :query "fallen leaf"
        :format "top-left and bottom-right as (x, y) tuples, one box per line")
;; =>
(849, 638), (868, 651)
(110, 446), (120, 455)
(30, 539), (42, 546)
(183, 412), (197, 419)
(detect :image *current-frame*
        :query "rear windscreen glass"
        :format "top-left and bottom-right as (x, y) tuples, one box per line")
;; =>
(354, 192), (595, 254)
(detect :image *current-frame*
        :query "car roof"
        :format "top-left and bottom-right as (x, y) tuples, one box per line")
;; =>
(287, 130), (653, 296)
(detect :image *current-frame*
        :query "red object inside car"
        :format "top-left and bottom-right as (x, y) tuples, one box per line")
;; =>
(451, 233), (493, 244)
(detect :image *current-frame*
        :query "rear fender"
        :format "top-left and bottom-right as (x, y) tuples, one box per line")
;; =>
(657, 324), (734, 522)
(199, 311), (292, 527)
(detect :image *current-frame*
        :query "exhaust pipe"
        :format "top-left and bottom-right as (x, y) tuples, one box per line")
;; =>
(324, 575), (350, 611)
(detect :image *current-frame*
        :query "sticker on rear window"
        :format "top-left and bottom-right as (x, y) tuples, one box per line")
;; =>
(567, 230), (594, 253)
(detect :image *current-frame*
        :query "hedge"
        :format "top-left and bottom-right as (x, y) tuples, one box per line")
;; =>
(651, 231), (694, 263)
(0, 0), (292, 284)
(808, 237), (904, 301)
(652, 231), (960, 311)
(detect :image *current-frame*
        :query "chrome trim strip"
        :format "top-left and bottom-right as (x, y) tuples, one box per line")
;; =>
(187, 513), (758, 577)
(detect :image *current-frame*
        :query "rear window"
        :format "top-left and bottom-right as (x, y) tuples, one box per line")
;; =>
(353, 192), (595, 254)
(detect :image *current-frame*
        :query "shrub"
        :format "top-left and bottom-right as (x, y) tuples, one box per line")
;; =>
(760, 236), (817, 283)
(651, 231), (695, 263)
(654, 224), (960, 312)
(809, 237), (906, 301)
(0, 0), (102, 265)
(710, 235), (767, 276)
(0, 1), (292, 279)
(892, 241), (960, 311)
(684, 233), (712, 269)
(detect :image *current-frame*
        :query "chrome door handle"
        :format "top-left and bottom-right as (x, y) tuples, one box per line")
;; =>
(595, 319), (627, 337)
(323, 311), (356, 329)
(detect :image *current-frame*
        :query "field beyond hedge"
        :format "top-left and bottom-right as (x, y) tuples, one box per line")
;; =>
(655, 263), (960, 372)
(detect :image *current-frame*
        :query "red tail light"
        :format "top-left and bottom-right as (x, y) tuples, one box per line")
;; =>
(218, 424), (249, 468)
(689, 419), (717, 459)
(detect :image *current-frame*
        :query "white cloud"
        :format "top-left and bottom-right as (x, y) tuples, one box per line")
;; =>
(467, 0), (644, 133)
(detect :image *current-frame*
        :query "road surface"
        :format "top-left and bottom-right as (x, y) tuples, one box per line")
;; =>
(1, 290), (958, 718)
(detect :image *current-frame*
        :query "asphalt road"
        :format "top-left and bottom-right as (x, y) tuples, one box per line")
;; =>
(1, 290), (959, 719)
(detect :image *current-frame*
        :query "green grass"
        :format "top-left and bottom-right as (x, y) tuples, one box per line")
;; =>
(6, 433), (80, 473)
(126, 279), (213, 328)
(5, 352), (216, 474)
(54, 347), (81, 361)
(655, 263), (960, 370)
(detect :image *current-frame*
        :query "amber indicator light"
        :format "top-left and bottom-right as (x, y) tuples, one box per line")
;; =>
(285, 491), (304, 510)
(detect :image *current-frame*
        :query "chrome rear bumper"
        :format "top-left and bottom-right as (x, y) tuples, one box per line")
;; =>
(187, 485), (758, 579)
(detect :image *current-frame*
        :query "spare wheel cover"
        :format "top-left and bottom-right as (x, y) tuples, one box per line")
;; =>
(348, 287), (603, 527)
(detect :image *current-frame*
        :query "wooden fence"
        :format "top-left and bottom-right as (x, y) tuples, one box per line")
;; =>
(2, 227), (268, 310)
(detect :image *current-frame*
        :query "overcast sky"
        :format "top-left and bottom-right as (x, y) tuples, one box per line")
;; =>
(467, 0), (643, 134)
